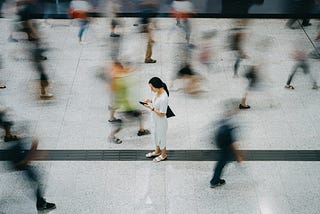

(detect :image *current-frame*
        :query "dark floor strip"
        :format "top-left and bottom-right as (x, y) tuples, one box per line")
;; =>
(1, 150), (320, 161)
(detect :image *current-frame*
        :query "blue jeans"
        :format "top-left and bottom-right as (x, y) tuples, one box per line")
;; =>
(78, 19), (89, 39)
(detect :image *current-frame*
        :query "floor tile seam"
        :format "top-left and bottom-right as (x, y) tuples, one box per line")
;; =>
(60, 41), (84, 124)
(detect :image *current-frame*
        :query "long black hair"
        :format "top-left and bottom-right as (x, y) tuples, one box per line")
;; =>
(148, 77), (169, 97)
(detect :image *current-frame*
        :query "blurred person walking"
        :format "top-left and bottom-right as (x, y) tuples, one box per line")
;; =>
(1, 107), (56, 210)
(5, 136), (56, 211)
(138, 0), (160, 33)
(32, 41), (53, 99)
(170, 0), (195, 46)
(228, 27), (248, 77)
(174, 63), (203, 95)
(210, 99), (243, 188)
(15, 0), (41, 41)
(142, 77), (169, 162)
(285, 49), (318, 90)
(198, 30), (217, 73)
(239, 65), (260, 109)
(14, 0), (53, 98)
(0, 108), (18, 142)
(69, 0), (92, 43)
(108, 61), (150, 144)
(286, 0), (315, 29)
(145, 22), (157, 63)
(107, 0), (121, 37)
(0, 55), (6, 89)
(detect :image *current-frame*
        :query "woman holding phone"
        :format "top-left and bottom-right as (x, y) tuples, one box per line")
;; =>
(142, 77), (169, 162)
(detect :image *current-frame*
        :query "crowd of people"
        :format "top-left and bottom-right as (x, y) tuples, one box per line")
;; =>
(0, 0), (320, 211)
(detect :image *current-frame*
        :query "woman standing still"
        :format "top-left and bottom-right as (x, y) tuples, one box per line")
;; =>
(143, 77), (169, 162)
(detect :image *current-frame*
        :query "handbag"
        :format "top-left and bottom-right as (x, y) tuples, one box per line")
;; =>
(166, 106), (175, 118)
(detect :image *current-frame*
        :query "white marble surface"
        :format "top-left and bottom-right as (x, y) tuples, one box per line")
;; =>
(0, 161), (320, 214)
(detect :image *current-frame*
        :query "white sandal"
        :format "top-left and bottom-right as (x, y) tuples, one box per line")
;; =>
(153, 155), (167, 162)
(146, 151), (161, 158)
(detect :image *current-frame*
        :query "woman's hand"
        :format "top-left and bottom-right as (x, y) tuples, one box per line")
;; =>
(143, 104), (153, 110)
(144, 99), (152, 103)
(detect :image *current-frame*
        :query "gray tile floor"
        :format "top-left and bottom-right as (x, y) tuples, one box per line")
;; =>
(0, 17), (320, 213)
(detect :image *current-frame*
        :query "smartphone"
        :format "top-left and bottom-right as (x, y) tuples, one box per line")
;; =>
(139, 101), (147, 105)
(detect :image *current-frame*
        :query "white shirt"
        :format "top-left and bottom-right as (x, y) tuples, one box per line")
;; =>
(70, 0), (91, 11)
(171, 0), (194, 12)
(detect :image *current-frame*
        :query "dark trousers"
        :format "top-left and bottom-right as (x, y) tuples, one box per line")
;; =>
(286, 60), (317, 87)
(32, 43), (49, 86)
(210, 149), (232, 184)
(15, 165), (44, 204)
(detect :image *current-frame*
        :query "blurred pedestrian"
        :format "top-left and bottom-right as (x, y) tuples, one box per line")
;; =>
(0, 109), (18, 142)
(16, 0), (40, 41)
(5, 136), (56, 211)
(170, 0), (195, 46)
(285, 50), (318, 90)
(228, 27), (247, 77)
(14, 0), (53, 98)
(286, 0), (315, 29)
(142, 77), (169, 162)
(210, 99), (243, 188)
(108, 61), (150, 144)
(144, 22), (157, 63)
(32, 41), (53, 99)
(69, 0), (92, 43)
(198, 30), (217, 74)
(239, 65), (260, 109)
(0, 55), (6, 89)
(138, 0), (160, 33)
(174, 63), (203, 95)
(107, 0), (121, 37)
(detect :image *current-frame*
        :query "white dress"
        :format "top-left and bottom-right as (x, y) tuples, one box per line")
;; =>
(151, 92), (168, 149)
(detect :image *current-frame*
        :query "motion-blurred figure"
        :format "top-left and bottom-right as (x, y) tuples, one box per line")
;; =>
(14, 0), (53, 98)
(69, 0), (92, 43)
(5, 136), (56, 211)
(108, 0), (121, 37)
(228, 27), (248, 77)
(170, 0), (195, 46)
(108, 61), (150, 144)
(1, 108), (56, 210)
(286, 0), (315, 29)
(32, 42), (53, 99)
(0, 108), (18, 142)
(144, 22), (157, 63)
(0, 0), (4, 17)
(174, 63), (203, 95)
(210, 99), (243, 188)
(170, 41), (204, 94)
(138, 0), (160, 33)
(285, 49), (318, 90)
(0, 55), (6, 89)
(239, 65), (260, 109)
(16, 0), (40, 41)
(198, 30), (217, 73)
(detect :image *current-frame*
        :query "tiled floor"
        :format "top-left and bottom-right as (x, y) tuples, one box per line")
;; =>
(0, 17), (320, 213)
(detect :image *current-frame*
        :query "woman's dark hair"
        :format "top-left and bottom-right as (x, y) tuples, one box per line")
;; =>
(148, 77), (169, 96)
